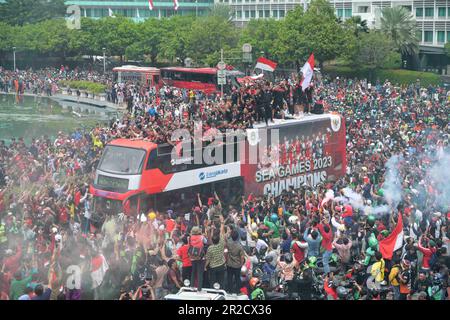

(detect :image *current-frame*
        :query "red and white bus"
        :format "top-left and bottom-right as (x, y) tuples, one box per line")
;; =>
(113, 65), (243, 94)
(159, 67), (242, 94)
(90, 113), (346, 218)
(112, 65), (161, 88)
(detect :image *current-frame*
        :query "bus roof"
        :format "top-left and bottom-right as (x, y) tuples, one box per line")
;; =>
(109, 138), (157, 151)
(252, 113), (341, 129)
(160, 67), (217, 75)
(112, 66), (160, 73)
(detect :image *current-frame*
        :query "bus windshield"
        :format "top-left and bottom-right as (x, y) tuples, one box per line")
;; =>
(98, 145), (146, 175)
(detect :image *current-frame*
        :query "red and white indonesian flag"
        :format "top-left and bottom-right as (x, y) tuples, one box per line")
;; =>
(148, 0), (154, 10)
(255, 57), (278, 72)
(379, 213), (404, 260)
(300, 53), (315, 91)
(174, 0), (179, 10)
(91, 254), (109, 289)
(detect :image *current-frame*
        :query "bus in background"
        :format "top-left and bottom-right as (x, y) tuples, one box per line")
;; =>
(90, 113), (346, 220)
(112, 65), (160, 88)
(159, 67), (242, 94)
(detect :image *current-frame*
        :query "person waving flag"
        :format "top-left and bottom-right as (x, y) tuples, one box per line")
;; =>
(174, 0), (179, 10)
(301, 53), (315, 91)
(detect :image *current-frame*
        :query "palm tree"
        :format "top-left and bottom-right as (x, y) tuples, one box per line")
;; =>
(380, 6), (418, 56)
(344, 16), (369, 37)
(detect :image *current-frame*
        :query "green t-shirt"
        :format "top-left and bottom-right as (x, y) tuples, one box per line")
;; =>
(251, 288), (265, 300)
(264, 217), (280, 238)
(10, 275), (33, 300)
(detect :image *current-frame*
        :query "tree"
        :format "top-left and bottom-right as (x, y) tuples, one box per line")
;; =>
(381, 6), (418, 56)
(208, 3), (234, 21)
(353, 31), (401, 78)
(276, 0), (355, 68)
(93, 17), (139, 62)
(239, 19), (282, 61)
(0, 0), (66, 26)
(186, 15), (239, 66)
(158, 16), (195, 64)
(344, 16), (369, 37)
(445, 42), (450, 58)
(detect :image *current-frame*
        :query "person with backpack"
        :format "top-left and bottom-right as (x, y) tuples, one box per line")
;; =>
(176, 236), (192, 282)
(188, 226), (206, 290)
(226, 229), (245, 294)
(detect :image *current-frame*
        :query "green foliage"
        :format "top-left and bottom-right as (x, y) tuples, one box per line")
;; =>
(59, 80), (107, 94)
(352, 31), (399, 70)
(239, 19), (281, 61)
(381, 6), (418, 56)
(186, 15), (239, 66)
(276, 0), (356, 67)
(0, 0), (66, 26)
(376, 69), (441, 87)
(445, 42), (450, 58)
(323, 66), (441, 86)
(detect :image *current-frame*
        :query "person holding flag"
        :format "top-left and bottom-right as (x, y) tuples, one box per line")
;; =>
(300, 54), (315, 114)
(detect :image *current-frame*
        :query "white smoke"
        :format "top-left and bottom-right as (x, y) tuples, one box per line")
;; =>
(382, 154), (403, 208)
(426, 150), (450, 210)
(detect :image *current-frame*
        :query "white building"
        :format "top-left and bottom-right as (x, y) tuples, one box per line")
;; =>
(219, 0), (450, 48)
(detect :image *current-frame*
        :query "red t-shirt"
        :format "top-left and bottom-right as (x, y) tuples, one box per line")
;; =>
(318, 223), (333, 251)
(166, 219), (175, 233)
(177, 244), (192, 267)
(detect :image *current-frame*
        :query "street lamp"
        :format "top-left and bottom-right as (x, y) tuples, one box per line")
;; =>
(103, 48), (106, 74)
(12, 47), (16, 71)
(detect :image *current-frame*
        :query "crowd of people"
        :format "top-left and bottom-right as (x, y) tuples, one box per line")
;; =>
(0, 66), (449, 300)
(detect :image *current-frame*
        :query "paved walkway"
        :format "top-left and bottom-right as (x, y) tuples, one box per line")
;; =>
(2, 91), (125, 111)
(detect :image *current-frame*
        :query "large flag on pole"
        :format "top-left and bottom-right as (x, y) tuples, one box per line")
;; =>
(148, 0), (154, 10)
(91, 254), (109, 289)
(255, 57), (277, 72)
(379, 213), (404, 260)
(108, 8), (115, 17)
(174, 0), (179, 11)
(300, 53), (314, 91)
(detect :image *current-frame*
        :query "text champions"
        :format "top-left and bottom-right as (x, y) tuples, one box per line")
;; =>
(256, 156), (333, 196)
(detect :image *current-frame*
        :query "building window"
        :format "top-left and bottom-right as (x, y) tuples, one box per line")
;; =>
(424, 7), (434, 17)
(438, 7), (446, 17)
(416, 7), (423, 17)
(337, 9), (344, 18)
(358, 6), (369, 13)
(447, 31), (450, 42)
(237, 11), (242, 18)
(265, 10), (270, 17)
(273, 10), (278, 18)
(250, 10), (256, 18)
(424, 31), (433, 42)
(279, 10), (285, 18)
(245, 10), (249, 18)
(344, 9), (352, 17)
(437, 31), (445, 43)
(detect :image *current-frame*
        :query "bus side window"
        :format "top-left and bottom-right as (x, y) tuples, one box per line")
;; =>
(146, 149), (158, 170)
